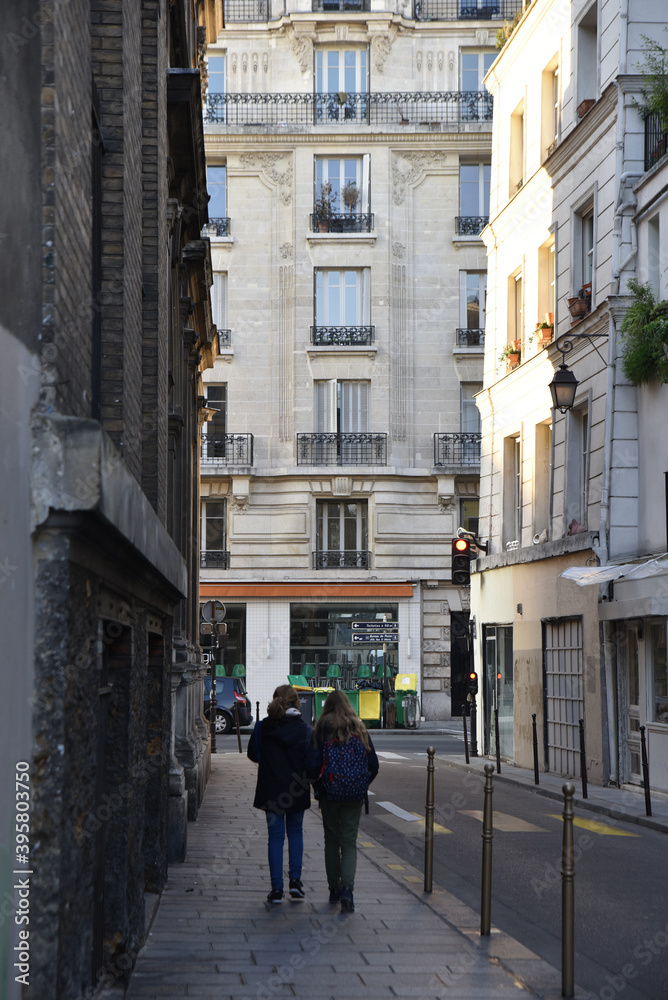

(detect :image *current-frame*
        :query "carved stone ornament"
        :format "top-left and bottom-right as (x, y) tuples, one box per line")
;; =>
(239, 152), (294, 206)
(231, 495), (250, 513)
(416, 51), (422, 72)
(291, 28), (316, 74)
(438, 494), (457, 513)
(392, 151), (449, 206)
(371, 29), (396, 75)
(280, 242), (293, 259)
(392, 241), (405, 259)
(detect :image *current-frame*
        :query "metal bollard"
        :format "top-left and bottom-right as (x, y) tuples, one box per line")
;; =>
(234, 702), (242, 753)
(256, 700), (260, 723)
(640, 726), (652, 817)
(494, 706), (501, 775)
(532, 713), (540, 785)
(470, 694), (478, 757)
(561, 783), (575, 998)
(424, 747), (435, 892)
(578, 719), (588, 799)
(480, 763), (494, 936)
(462, 705), (470, 764)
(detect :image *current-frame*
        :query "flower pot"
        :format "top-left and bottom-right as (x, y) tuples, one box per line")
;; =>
(545, 312), (554, 325)
(317, 219), (330, 233)
(506, 352), (521, 368)
(536, 329), (553, 348)
(510, 339), (522, 352)
(568, 297), (589, 318)
(577, 98), (595, 119)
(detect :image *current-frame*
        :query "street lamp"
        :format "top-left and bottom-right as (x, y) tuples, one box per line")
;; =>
(549, 363), (579, 413)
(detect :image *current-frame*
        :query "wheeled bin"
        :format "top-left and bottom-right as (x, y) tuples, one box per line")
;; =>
(314, 687), (335, 719)
(394, 673), (419, 729)
(358, 688), (382, 727)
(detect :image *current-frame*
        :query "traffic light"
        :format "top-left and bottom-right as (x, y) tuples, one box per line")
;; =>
(466, 671), (479, 697)
(451, 537), (472, 586)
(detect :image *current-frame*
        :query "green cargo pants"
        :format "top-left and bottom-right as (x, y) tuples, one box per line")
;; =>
(319, 798), (363, 891)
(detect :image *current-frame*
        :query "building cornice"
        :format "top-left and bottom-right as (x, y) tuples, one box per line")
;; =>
(204, 130), (491, 148)
(544, 84), (618, 177)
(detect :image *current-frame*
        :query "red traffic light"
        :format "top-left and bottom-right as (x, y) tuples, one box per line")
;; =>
(454, 538), (470, 552)
(452, 537), (472, 586)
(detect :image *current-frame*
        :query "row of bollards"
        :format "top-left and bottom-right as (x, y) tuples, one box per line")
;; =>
(423, 755), (577, 998)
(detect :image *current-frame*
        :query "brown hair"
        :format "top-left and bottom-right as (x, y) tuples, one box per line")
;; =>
(312, 689), (369, 748)
(267, 684), (301, 722)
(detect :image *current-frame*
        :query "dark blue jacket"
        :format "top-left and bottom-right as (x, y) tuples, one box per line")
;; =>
(247, 712), (311, 815)
(305, 724), (379, 801)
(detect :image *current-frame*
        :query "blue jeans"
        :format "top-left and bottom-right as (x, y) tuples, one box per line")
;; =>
(266, 811), (304, 891)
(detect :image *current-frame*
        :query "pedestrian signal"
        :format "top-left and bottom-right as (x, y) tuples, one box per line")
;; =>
(451, 537), (472, 586)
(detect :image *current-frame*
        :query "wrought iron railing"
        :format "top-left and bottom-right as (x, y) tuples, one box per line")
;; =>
(204, 91), (493, 126)
(310, 212), (374, 233)
(297, 433), (387, 466)
(434, 432), (481, 467)
(644, 111), (668, 172)
(455, 216), (489, 235)
(311, 326), (375, 346)
(224, 0), (268, 20)
(202, 218), (231, 237)
(415, 0), (522, 18)
(312, 0), (370, 8)
(200, 551), (230, 569)
(314, 550), (371, 569)
(217, 329), (231, 347)
(456, 328), (485, 346)
(201, 434), (254, 465)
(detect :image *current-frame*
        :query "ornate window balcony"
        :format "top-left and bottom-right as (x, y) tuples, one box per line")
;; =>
(434, 432), (481, 468)
(455, 328), (485, 347)
(311, 326), (375, 346)
(415, 0), (522, 19)
(314, 550), (371, 569)
(202, 218), (231, 237)
(204, 92), (492, 127)
(644, 111), (668, 172)
(224, 0), (268, 20)
(297, 433), (387, 466)
(310, 212), (374, 233)
(455, 216), (489, 236)
(200, 551), (230, 569)
(201, 433), (254, 466)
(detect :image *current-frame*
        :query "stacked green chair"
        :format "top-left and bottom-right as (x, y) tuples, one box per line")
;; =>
(356, 664), (372, 680)
(303, 663), (317, 687)
(232, 663), (245, 677)
(326, 663), (342, 689)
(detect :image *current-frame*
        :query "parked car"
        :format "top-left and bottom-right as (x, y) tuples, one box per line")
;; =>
(203, 675), (253, 734)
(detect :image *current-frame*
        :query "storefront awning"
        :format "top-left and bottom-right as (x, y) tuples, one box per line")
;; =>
(560, 554), (668, 586)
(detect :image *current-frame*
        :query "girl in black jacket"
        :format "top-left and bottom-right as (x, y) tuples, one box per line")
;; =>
(247, 685), (311, 903)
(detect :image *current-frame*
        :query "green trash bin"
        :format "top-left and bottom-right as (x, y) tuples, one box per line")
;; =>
(314, 687), (334, 719)
(343, 689), (359, 715)
(394, 673), (418, 728)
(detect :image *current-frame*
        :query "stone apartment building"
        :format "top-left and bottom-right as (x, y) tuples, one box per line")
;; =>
(198, 0), (524, 717)
(470, 0), (668, 791)
(0, 1), (221, 997)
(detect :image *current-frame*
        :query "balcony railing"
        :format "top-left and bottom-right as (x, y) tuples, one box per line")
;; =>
(310, 212), (374, 233)
(311, 326), (375, 346)
(201, 434), (254, 465)
(455, 216), (489, 235)
(314, 550), (371, 569)
(644, 111), (668, 172)
(218, 328), (231, 347)
(224, 0), (268, 20)
(202, 218), (231, 237)
(297, 433), (387, 466)
(204, 91), (492, 126)
(312, 0), (370, 8)
(200, 551), (230, 569)
(415, 0), (523, 19)
(434, 432), (481, 467)
(456, 328), (485, 347)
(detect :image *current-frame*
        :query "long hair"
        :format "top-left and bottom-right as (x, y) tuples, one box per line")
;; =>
(313, 689), (369, 748)
(267, 684), (301, 722)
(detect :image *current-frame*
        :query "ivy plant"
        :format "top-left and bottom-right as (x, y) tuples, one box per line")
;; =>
(620, 280), (668, 385)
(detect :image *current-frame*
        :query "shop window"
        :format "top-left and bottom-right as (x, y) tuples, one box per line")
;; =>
(650, 622), (668, 724)
(290, 603), (397, 682)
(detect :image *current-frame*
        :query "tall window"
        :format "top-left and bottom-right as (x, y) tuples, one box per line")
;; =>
(566, 406), (589, 528)
(207, 165), (227, 220)
(534, 421), (552, 537)
(648, 215), (661, 298)
(513, 437), (521, 542)
(503, 435), (521, 546)
(649, 622), (668, 724)
(508, 270), (523, 345)
(461, 383), (482, 433)
(581, 209), (594, 286)
(538, 240), (555, 322)
(316, 48), (367, 94)
(201, 500), (227, 568)
(509, 100), (525, 195)
(577, 4), (598, 107)
(314, 156), (369, 215)
(211, 272), (227, 330)
(460, 498), (479, 536)
(315, 269), (369, 327)
(207, 55), (225, 94)
(541, 58), (559, 159)
(459, 163), (490, 226)
(315, 380), (369, 432)
(460, 271), (486, 334)
(205, 385), (227, 435)
(316, 500), (368, 567)
(460, 51), (495, 92)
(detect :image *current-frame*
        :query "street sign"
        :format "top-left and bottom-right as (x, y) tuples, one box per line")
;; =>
(352, 632), (399, 643)
(352, 622), (399, 631)
(202, 600), (226, 624)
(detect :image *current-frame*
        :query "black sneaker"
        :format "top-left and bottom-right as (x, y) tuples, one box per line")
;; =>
(267, 888), (283, 904)
(328, 888), (342, 904)
(340, 886), (354, 913)
(289, 879), (305, 900)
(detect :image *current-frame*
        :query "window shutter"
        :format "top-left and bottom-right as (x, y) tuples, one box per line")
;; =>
(362, 154), (370, 212)
(361, 269), (370, 324)
(212, 273), (226, 329)
(341, 381), (368, 432)
(315, 379), (337, 432)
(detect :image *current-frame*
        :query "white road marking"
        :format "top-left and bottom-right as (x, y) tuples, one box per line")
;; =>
(460, 810), (547, 833)
(376, 751), (410, 760)
(377, 801), (420, 822)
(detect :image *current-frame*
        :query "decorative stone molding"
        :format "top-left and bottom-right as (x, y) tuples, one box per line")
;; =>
(416, 51), (422, 72)
(392, 241), (405, 259)
(475, 29), (489, 45)
(239, 152), (293, 206)
(371, 30), (396, 75)
(290, 28), (317, 74)
(280, 242), (293, 260)
(437, 475), (457, 513)
(333, 477), (351, 496)
(231, 475), (251, 512)
(392, 151), (450, 206)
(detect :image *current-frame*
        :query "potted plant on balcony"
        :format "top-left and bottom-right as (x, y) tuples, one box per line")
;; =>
(499, 343), (521, 369)
(567, 284), (592, 321)
(314, 181), (336, 232)
(534, 320), (554, 348)
(341, 181), (359, 215)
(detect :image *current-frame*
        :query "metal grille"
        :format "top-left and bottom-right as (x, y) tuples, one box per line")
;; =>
(224, 0), (268, 20)
(217, 328), (231, 347)
(312, 0), (370, 8)
(543, 618), (584, 776)
(415, 0), (523, 19)
(311, 326), (375, 346)
(204, 91), (492, 126)
(202, 218), (230, 237)
(434, 432), (481, 467)
(201, 434), (254, 465)
(314, 550), (370, 568)
(200, 551), (229, 568)
(455, 216), (489, 235)
(297, 433), (387, 465)
(644, 111), (668, 172)
(310, 212), (374, 233)
(455, 327), (485, 346)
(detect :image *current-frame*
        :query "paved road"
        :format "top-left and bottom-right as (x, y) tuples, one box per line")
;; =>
(357, 742), (667, 1000)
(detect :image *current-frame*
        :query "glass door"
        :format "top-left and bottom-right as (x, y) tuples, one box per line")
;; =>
(483, 624), (514, 760)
